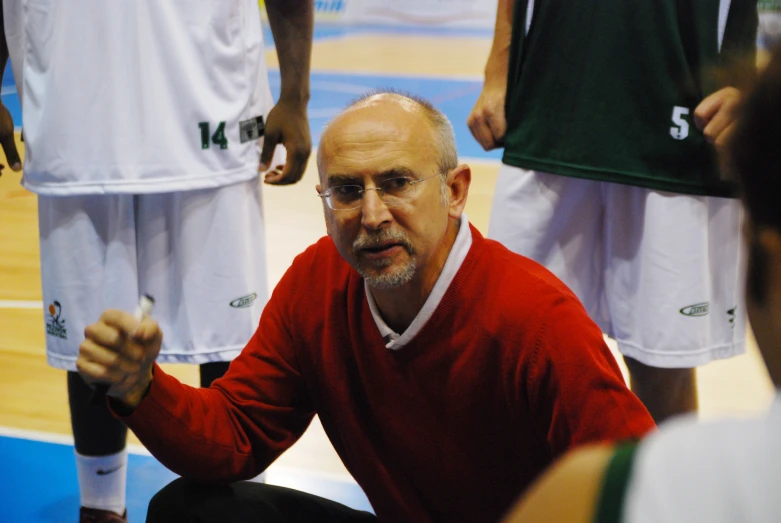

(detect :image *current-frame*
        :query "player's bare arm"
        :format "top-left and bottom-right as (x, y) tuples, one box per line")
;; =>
(501, 444), (616, 523)
(694, 86), (742, 150)
(467, 0), (514, 151)
(261, 0), (314, 186)
(77, 310), (162, 408)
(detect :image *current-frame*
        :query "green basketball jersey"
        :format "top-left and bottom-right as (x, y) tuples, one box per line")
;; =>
(503, 0), (758, 197)
(759, 0), (781, 11)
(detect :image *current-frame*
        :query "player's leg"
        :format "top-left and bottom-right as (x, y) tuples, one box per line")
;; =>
(38, 193), (139, 522)
(200, 361), (231, 388)
(147, 478), (377, 522)
(621, 357), (697, 422)
(488, 165), (610, 330)
(604, 186), (746, 423)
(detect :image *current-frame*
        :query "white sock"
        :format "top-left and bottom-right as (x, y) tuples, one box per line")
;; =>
(75, 449), (127, 515)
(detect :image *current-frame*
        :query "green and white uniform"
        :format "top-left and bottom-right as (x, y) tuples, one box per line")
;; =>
(595, 392), (781, 522)
(758, 0), (781, 49)
(17, 0), (277, 369)
(488, 0), (757, 367)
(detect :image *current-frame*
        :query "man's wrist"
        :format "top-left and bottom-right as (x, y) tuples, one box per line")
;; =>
(114, 368), (154, 414)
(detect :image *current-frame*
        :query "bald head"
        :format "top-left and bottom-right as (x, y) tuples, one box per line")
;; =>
(317, 92), (458, 180)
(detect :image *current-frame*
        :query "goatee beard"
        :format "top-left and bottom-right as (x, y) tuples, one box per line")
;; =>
(353, 229), (416, 289)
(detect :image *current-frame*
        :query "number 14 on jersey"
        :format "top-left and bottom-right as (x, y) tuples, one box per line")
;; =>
(199, 121), (228, 150)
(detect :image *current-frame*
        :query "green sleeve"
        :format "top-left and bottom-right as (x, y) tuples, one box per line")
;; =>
(593, 443), (640, 523)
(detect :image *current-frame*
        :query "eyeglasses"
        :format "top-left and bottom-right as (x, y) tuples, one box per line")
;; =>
(318, 173), (441, 211)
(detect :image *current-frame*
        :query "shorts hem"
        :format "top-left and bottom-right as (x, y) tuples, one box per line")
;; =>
(155, 347), (243, 365)
(46, 345), (245, 371)
(615, 339), (747, 368)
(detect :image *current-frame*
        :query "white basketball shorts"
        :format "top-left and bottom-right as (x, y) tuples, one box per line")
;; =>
(489, 166), (746, 368)
(38, 178), (268, 370)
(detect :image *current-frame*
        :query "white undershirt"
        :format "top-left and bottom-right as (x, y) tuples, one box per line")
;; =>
(365, 215), (473, 350)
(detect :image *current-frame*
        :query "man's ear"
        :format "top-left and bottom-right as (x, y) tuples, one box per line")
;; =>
(446, 164), (471, 219)
(317, 184), (333, 236)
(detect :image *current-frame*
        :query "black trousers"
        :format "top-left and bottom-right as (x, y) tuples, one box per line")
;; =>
(147, 478), (378, 523)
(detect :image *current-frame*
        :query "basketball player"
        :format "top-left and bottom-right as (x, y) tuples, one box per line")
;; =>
(14, 1), (314, 521)
(469, 0), (758, 423)
(502, 41), (781, 523)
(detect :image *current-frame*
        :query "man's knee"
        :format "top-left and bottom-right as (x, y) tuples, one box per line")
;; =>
(147, 478), (278, 523)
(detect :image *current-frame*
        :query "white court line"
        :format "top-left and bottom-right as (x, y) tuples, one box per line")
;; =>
(0, 300), (43, 310)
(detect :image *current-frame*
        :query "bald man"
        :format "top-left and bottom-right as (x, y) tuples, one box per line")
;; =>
(77, 92), (654, 523)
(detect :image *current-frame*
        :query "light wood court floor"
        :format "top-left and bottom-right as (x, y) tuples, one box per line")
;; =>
(0, 29), (776, 482)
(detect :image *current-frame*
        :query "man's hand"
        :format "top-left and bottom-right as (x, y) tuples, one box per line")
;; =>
(77, 310), (163, 408)
(467, 81), (507, 151)
(694, 86), (742, 150)
(260, 97), (312, 185)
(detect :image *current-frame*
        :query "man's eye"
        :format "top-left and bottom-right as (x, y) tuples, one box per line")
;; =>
(383, 178), (411, 192)
(333, 185), (362, 197)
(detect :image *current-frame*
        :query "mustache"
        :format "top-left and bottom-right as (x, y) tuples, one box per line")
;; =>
(352, 229), (413, 253)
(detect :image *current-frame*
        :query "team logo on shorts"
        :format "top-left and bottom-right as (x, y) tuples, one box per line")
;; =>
(230, 293), (257, 309)
(45, 301), (68, 339)
(679, 302), (709, 317)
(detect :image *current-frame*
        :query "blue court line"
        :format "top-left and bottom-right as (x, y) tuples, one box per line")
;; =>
(0, 62), (501, 161)
(267, 21), (495, 44)
(0, 432), (372, 523)
(269, 70), (502, 160)
(0, 434), (177, 523)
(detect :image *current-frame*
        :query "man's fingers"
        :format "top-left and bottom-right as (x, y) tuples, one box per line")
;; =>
(468, 103), (503, 151)
(98, 308), (141, 337)
(694, 87), (740, 131)
(714, 122), (736, 150)
(259, 133), (280, 172)
(80, 338), (144, 374)
(84, 321), (124, 349)
(702, 108), (733, 144)
(487, 112), (507, 145)
(470, 118), (499, 151)
(264, 146), (309, 185)
(130, 318), (163, 351)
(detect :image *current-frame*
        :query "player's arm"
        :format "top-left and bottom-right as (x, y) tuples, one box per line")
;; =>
(262, 0), (314, 186)
(501, 444), (616, 523)
(467, 0), (514, 150)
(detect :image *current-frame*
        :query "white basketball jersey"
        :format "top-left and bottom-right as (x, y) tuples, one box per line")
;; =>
(21, 0), (273, 195)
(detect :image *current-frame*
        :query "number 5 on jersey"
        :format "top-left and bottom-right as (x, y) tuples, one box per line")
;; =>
(199, 121), (228, 150)
(670, 106), (690, 140)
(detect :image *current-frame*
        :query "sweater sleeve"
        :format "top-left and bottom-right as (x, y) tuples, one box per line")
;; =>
(525, 296), (656, 458)
(119, 264), (315, 484)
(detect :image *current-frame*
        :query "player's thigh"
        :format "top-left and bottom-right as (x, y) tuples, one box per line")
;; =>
(137, 178), (267, 363)
(604, 186), (746, 368)
(38, 194), (138, 370)
(488, 165), (607, 322)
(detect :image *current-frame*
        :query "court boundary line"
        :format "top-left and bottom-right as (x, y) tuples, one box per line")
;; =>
(0, 425), (360, 484)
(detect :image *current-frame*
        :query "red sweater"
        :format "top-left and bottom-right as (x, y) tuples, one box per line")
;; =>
(122, 225), (654, 522)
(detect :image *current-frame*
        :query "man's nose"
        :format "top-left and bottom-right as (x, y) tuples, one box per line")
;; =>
(360, 188), (392, 230)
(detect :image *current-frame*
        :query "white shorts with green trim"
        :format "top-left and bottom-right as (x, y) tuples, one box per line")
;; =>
(489, 166), (746, 368)
(38, 178), (268, 370)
